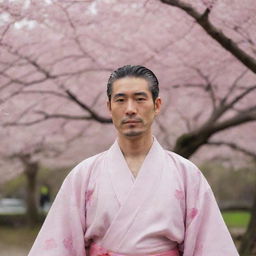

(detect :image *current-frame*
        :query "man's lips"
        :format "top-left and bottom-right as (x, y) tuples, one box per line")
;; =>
(122, 119), (142, 124)
(125, 121), (140, 123)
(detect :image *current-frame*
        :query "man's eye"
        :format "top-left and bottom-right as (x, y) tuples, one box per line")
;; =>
(116, 98), (124, 102)
(137, 98), (146, 101)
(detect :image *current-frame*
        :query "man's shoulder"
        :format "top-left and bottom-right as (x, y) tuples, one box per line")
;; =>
(74, 150), (108, 172)
(162, 149), (210, 191)
(164, 149), (200, 175)
(80, 150), (107, 166)
(164, 149), (197, 167)
(60, 150), (108, 189)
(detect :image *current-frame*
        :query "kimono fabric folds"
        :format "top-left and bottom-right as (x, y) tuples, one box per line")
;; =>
(28, 138), (239, 256)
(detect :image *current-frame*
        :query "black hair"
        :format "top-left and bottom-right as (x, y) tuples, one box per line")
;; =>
(107, 65), (159, 101)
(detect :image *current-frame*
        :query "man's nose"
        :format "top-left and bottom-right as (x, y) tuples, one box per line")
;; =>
(125, 100), (137, 115)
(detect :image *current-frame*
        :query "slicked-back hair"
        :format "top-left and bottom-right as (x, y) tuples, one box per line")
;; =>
(107, 65), (159, 102)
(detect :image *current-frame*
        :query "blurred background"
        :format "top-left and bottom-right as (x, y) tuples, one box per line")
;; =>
(0, 0), (255, 255)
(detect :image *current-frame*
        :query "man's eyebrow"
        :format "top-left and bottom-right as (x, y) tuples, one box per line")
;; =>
(134, 92), (148, 97)
(113, 92), (149, 99)
(113, 93), (126, 99)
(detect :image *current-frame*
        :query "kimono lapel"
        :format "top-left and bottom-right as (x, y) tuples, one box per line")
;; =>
(102, 138), (165, 250)
(106, 140), (134, 206)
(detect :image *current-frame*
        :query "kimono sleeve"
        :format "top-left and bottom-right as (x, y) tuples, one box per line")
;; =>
(180, 168), (239, 256)
(28, 162), (88, 256)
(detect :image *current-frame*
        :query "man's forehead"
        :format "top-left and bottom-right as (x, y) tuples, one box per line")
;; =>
(112, 77), (150, 95)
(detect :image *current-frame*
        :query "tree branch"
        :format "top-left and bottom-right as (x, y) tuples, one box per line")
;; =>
(221, 69), (248, 105)
(65, 89), (112, 123)
(160, 0), (256, 73)
(56, 2), (99, 64)
(208, 140), (256, 158)
(191, 66), (217, 109)
(210, 109), (256, 134)
(3, 113), (91, 127)
(202, 84), (256, 127)
(225, 85), (256, 110)
(3, 109), (112, 126)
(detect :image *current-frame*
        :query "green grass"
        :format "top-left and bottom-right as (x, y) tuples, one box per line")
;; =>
(222, 211), (250, 228)
(0, 225), (40, 249)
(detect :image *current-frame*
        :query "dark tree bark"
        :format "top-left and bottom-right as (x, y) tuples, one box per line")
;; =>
(239, 188), (256, 256)
(173, 131), (209, 158)
(21, 155), (40, 226)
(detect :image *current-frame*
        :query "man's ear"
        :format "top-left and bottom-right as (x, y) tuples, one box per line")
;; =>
(154, 97), (162, 115)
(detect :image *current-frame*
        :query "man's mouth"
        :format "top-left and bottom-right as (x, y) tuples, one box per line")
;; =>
(123, 119), (141, 124)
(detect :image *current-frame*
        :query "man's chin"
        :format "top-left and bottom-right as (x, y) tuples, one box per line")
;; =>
(123, 130), (143, 137)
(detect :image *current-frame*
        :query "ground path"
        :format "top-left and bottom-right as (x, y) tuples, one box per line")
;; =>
(0, 242), (28, 256)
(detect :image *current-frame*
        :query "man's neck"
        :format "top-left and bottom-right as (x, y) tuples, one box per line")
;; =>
(117, 133), (153, 158)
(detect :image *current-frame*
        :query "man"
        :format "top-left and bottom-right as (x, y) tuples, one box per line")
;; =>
(29, 65), (239, 256)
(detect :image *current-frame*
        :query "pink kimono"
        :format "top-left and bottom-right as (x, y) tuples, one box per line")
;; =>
(28, 138), (239, 256)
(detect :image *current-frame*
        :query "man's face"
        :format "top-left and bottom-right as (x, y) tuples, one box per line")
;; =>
(107, 77), (161, 138)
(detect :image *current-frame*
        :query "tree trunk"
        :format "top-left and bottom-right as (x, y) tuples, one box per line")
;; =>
(173, 131), (210, 158)
(239, 188), (256, 256)
(24, 161), (39, 226)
